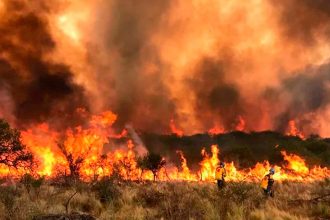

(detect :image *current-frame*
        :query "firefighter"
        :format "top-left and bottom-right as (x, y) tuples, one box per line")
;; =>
(261, 168), (275, 197)
(215, 162), (226, 189)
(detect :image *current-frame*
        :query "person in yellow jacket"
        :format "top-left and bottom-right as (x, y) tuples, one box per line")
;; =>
(261, 168), (275, 197)
(215, 162), (226, 189)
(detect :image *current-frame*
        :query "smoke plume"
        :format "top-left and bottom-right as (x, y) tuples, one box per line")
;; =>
(1, 0), (330, 136)
(0, 0), (88, 128)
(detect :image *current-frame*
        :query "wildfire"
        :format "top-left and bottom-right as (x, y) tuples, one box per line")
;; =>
(235, 116), (246, 131)
(0, 111), (328, 183)
(281, 151), (309, 175)
(170, 119), (184, 137)
(200, 145), (219, 181)
(208, 124), (225, 136)
(172, 151), (197, 181)
(21, 124), (62, 176)
(286, 120), (305, 139)
(110, 129), (128, 139)
(208, 115), (246, 136)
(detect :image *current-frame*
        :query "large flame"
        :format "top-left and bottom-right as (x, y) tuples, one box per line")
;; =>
(0, 111), (328, 183)
(0, 0), (330, 182)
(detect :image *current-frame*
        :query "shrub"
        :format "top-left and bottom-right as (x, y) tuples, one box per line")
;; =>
(156, 182), (213, 219)
(210, 182), (263, 219)
(311, 203), (330, 219)
(134, 184), (164, 207)
(70, 193), (103, 216)
(92, 177), (121, 205)
(20, 174), (45, 200)
(0, 185), (20, 218)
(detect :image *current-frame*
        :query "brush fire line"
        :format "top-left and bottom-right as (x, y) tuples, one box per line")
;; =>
(0, 111), (329, 183)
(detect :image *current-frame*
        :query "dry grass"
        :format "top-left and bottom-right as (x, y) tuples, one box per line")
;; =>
(0, 179), (328, 220)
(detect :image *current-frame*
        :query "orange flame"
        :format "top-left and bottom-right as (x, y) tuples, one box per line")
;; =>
(286, 120), (305, 139)
(0, 112), (328, 183)
(235, 115), (246, 131)
(171, 151), (197, 181)
(208, 124), (225, 136)
(281, 151), (309, 175)
(200, 145), (219, 181)
(170, 119), (184, 137)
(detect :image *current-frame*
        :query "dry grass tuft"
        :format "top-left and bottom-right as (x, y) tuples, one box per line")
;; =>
(0, 179), (328, 219)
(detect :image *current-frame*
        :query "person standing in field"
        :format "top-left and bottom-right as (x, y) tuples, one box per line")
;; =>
(261, 168), (275, 197)
(215, 162), (226, 189)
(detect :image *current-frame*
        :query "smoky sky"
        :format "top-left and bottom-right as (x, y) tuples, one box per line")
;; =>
(91, 0), (176, 133)
(268, 62), (330, 133)
(273, 0), (330, 45)
(90, 0), (330, 134)
(0, 0), (88, 128)
(1, 0), (330, 135)
(186, 57), (244, 131)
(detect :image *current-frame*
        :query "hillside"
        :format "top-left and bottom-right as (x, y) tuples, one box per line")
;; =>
(139, 131), (330, 170)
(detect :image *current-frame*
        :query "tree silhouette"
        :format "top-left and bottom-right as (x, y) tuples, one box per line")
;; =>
(0, 119), (33, 169)
(57, 143), (84, 180)
(138, 153), (166, 181)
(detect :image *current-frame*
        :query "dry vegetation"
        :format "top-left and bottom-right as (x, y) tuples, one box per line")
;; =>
(0, 177), (329, 220)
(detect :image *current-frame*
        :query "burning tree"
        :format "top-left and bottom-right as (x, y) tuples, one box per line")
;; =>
(118, 155), (137, 180)
(138, 153), (166, 181)
(0, 119), (33, 169)
(57, 142), (85, 180)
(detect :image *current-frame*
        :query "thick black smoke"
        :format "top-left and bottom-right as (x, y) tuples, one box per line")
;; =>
(273, 0), (330, 45)
(0, 1), (88, 128)
(186, 57), (244, 131)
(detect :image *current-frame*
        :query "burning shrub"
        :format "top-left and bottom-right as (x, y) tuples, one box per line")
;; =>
(57, 142), (84, 180)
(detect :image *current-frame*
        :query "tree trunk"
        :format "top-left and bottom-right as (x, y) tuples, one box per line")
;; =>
(153, 172), (156, 181)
